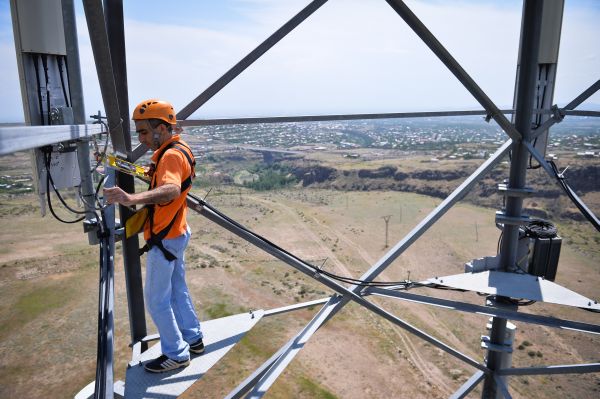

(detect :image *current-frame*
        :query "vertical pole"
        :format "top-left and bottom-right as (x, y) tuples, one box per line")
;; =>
(61, 0), (97, 245)
(382, 215), (392, 248)
(483, 1), (544, 398)
(95, 168), (115, 399)
(103, 0), (148, 349)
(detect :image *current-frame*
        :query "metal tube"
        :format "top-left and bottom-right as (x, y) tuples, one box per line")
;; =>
(367, 288), (600, 335)
(565, 110), (600, 117)
(61, 0), (85, 125)
(102, 0), (130, 152)
(486, 2), (544, 397)
(383, 0), (522, 142)
(62, 0), (98, 245)
(497, 363), (600, 376)
(94, 169), (116, 399)
(263, 297), (331, 317)
(224, 140), (510, 395)
(564, 79), (600, 110)
(493, 375), (513, 399)
(246, 297), (344, 398)
(0, 124), (104, 155)
(103, 0), (148, 351)
(180, 109), (513, 127)
(188, 198), (488, 372)
(81, 0), (126, 154)
(177, 0), (329, 120)
(532, 79), (600, 139)
(450, 371), (485, 399)
(524, 141), (600, 229)
(225, 338), (299, 399)
(356, 140), (512, 286)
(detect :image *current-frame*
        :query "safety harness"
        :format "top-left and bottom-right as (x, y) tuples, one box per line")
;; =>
(139, 141), (195, 261)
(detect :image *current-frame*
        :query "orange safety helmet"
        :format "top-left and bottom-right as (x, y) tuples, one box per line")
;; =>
(132, 99), (177, 125)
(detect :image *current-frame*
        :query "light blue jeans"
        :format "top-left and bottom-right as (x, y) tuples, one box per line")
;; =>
(145, 226), (203, 361)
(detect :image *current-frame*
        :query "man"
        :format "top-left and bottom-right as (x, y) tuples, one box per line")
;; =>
(104, 99), (204, 373)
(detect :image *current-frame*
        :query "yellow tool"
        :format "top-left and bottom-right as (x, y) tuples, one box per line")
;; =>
(125, 206), (149, 239)
(106, 154), (150, 181)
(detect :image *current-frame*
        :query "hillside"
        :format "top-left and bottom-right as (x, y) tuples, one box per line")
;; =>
(0, 147), (599, 398)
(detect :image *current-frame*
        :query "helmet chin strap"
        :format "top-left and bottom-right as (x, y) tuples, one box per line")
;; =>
(153, 128), (161, 149)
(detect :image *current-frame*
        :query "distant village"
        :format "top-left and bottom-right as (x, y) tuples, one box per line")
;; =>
(187, 117), (600, 160)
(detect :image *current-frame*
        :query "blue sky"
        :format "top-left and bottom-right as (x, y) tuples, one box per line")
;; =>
(0, 0), (599, 122)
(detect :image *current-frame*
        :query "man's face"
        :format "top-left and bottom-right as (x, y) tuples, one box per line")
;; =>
(135, 120), (161, 151)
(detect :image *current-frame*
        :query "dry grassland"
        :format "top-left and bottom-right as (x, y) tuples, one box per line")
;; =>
(0, 177), (598, 397)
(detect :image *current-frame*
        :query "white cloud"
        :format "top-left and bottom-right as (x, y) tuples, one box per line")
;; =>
(1, 0), (598, 122)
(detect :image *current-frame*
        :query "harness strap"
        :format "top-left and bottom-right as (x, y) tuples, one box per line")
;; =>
(143, 140), (195, 261)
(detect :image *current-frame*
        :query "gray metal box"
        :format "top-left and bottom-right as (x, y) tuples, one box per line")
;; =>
(529, 236), (562, 281)
(34, 147), (81, 195)
(12, 0), (66, 55)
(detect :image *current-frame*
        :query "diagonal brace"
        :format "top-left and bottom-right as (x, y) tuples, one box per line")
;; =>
(383, 0), (522, 142)
(177, 0), (329, 120)
(524, 141), (600, 230)
(188, 197), (488, 373)
(224, 139), (512, 395)
(532, 79), (600, 140)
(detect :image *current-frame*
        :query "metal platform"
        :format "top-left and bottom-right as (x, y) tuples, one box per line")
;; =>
(121, 310), (264, 399)
(427, 271), (600, 310)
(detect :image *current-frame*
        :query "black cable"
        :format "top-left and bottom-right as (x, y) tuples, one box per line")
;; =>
(33, 54), (45, 125)
(580, 307), (600, 314)
(188, 191), (436, 288)
(44, 150), (85, 224)
(45, 150), (88, 215)
(489, 295), (536, 306)
(41, 54), (51, 125)
(549, 160), (600, 232)
(57, 56), (70, 107)
(523, 219), (557, 238)
(497, 230), (503, 255)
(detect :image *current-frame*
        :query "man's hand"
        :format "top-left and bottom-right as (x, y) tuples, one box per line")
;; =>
(103, 184), (179, 206)
(103, 186), (134, 206)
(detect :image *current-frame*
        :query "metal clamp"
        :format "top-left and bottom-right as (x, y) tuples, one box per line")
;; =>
(551, 104), (565, 123)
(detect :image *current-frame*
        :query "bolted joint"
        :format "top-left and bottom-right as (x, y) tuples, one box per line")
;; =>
(551, 104), (565, 123)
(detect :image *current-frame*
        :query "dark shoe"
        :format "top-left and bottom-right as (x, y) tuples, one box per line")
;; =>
(144, 354), (190, 373)
(189, 338), (205, 354)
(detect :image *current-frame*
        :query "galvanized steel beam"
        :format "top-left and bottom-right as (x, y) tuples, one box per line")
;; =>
(532, 79), (600, 140)
(180, 109), (513, 127)
(81, 0), (127, 154)
(497, 363), (600, 376)
(383, 0), (522, 142)
(493, 375), (513, 399)
(524, 141), (600, 230)
(221, 139), (510, 395)
(450, 371), (485, 399)
(367, 288), (600, 335)
(0, 124), (104, 155)
(177, 0), (329, 120)
(356, 139), (512, 285)
(102, 0), (148, 353)
(263, 297), (331, 317)
(486, 1), (545, 397)
(245, 296), (344, 398)
(186, 196), (489, 392)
